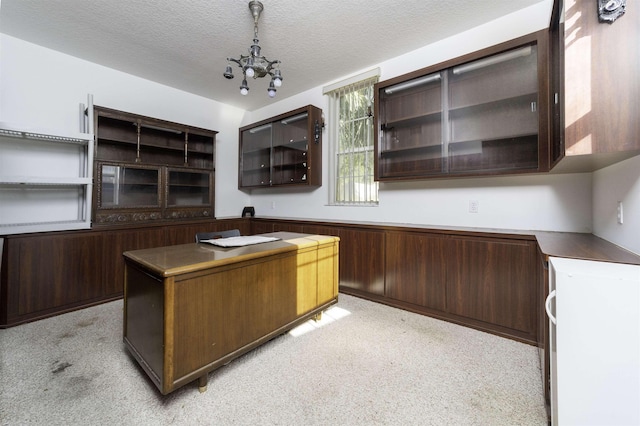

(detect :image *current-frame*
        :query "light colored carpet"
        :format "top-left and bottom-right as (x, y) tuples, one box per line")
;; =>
(0, 294), (547, 425)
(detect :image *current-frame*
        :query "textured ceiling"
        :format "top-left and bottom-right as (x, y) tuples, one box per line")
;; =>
(0, 0), (545, 111)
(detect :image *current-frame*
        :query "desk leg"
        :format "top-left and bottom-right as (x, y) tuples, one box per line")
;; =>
(198, 374), (208, 393)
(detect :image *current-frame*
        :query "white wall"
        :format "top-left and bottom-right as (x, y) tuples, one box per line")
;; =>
(5, 0), (618, 236)
(241, 1), (594, 233)
(0, 34), (250, 219)
(592, 155), (640, 254)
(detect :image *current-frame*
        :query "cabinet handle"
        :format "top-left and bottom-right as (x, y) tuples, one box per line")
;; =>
(545, 289), (557, 325)
(531, 101), (537, 112)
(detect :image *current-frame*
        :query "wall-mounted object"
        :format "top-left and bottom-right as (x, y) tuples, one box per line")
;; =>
(0, 122), (94, 235)
(239, 105), (323, 189)
(598, 0), (626, 23)
(374, 30), (549, 181)
(550, 0), (640, 172)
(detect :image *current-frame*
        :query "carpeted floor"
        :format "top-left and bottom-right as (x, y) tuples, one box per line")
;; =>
(0, 293), (547, 425)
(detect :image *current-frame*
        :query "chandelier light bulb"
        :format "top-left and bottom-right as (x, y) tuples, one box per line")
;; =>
(273, 77), (282, 88)
(245, 67), (255, 78)
(240, 79), (249, 95)
(267, 82), (277, 98)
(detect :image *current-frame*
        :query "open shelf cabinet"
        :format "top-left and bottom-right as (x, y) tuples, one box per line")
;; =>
(0, 123), (94, 234)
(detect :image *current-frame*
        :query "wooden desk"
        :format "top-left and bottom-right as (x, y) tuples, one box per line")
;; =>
(122, 232), (339, 395)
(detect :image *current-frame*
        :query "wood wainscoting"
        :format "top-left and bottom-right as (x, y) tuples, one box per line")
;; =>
(2, 216), (539, 345)
(250, 218), (539, 345)
(0, 218), (250, 327)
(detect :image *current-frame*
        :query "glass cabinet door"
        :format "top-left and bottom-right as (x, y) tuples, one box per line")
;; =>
(238, 105), (322, 189)
(375, 32), (546, 180)
(272, 112), (309, 185)
(240, 124), (272, 187)
(447, 44), (539, 173)
(100, 164), (160, 208)
(377, 72), (443, 179)
(167, 169), (211, 206)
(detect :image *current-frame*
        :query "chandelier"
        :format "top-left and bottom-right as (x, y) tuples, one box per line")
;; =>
(223, 1), (283, 98)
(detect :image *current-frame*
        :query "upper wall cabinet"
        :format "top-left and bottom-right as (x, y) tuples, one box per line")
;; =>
(93, 107), (217, 226)
(374, 31), (549, 181)
(0, 123), (94, 235)
(239, 105), (322, 189)
(550, 0), (640, 172)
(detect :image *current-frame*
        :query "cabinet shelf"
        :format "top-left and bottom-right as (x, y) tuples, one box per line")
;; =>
(0, 220), (91, 234)
(0, 126), (92, 145)
(381, 111), (442, 130)
(449, 132), (537, 147)
(448, 134), (539, 173)
(168, 183), (209, 188)
(98, 137), (213, 155)
(244, 165), (270, 172)
(274, 161), (307, 169)
(380, 144), (441, 156)
(243, 147), (271, 156)
(0, 177), (92, 185)
(275, 139), (308, 147)
(448, 92), (537, 115)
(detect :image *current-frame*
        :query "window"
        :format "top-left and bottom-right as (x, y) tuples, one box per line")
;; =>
(325, 70), (379, 205)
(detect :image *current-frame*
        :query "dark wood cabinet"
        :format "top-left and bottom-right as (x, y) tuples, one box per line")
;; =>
(375, 30), (549, 180)
(0, 218), (250, 327)
(447, 236), (537, 337)
(550, 0), (640, 172)
(332, 227), (385, 296)
(385, 231), (447, 310)
(93, 107), (217, 225)
(250, 218), (538, 344)
(239, 105), (322, 188)
(14, 233), (104, 316)
(253, 220), (385, 297)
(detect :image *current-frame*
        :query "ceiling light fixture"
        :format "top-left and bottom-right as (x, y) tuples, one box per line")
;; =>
(223, 1), (283, 98)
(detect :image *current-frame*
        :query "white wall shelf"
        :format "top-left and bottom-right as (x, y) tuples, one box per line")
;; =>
(0, 123), (94, 235)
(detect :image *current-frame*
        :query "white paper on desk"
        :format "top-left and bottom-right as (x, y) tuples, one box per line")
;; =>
(201, 235), (281, 247)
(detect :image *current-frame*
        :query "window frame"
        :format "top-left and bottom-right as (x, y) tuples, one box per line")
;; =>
(324, 69), (380, 206)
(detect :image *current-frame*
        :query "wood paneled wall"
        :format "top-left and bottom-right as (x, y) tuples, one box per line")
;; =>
(1, 217), (539, 346)
(250, 218), (539, 345)
(0, 218), (250, 327)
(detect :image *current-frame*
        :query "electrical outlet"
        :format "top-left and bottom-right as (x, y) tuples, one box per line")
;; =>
(469, 200), (479, 213)
(617, 201), (623, 224)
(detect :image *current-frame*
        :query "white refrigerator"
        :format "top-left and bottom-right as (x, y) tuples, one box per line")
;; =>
(546, 257), (640, 426)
